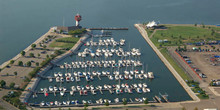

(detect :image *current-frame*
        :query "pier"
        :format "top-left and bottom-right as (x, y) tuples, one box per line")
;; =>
(134, 24), (199, 102)
(88, 27), (128, 30)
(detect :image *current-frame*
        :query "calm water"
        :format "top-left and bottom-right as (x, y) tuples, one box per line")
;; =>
(1, 0), (220, 104)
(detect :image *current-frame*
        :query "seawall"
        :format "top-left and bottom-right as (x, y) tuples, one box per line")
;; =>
(0, 28), (53, 69)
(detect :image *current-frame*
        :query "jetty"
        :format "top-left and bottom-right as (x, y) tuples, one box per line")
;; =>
(134, 24), (199, 102)
(88, 27), (128, 30)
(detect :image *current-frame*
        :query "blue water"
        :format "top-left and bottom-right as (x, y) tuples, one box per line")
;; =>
(1, 0), (220, 105)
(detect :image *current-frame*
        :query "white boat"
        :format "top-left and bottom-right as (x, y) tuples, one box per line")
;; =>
(63, 101), (66, 105)
(70, 77), (74, 82)
(67, 101), (70, 105)
(49, 86), (53, 92)
(82, 100), (87, 104)
(60, 91), (64, 96)
(71, 86), (76, 91)
(143, 83), (147, 88)
(40, 101), (45, 106)
(54, 73), (58, 77)
(114, 98), (119, 103)
(108, 75), (114, 80)
(56, 77), (60, 82)
(70, 91), (74, 95)
(138, 83), (143, 88)
(148, 72), (154, 79)
(54, 86), (58, 91)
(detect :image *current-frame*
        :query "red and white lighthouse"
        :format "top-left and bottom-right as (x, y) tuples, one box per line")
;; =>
(75, 13), (81, 26)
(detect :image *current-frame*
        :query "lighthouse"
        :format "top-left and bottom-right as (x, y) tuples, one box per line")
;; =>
(75, 14), (81, 26)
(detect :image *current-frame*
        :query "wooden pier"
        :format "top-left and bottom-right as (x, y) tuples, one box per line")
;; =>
(88, 27), (128, 30)
(154, 95), (162, 103)
(159, 92), (169, 103)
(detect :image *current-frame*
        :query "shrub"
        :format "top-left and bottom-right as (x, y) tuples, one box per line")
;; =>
(29, 53), (35, 58)
(18, 61), (23, 66)
(10, 60), (14, 64)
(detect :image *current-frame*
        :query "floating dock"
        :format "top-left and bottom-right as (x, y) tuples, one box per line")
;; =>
(88, 27), (128, 30)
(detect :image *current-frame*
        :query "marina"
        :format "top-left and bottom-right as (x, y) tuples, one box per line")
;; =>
(26, 31), (159, 107)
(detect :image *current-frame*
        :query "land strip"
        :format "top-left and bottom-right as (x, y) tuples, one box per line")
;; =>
(134, 24), (199, 102)
(137, 23), (220, 110)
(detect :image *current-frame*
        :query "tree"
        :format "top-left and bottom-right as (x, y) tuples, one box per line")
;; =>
(182, 107), (186, 110)
(194, 23), (197, 27)
(18, 61), (23, 66)
(43, 45), (47, 49)
(184, 45), (187, 51)
(20, 51), (25, 56)
(26, 61), (32, 67)
(9, 82), (15, 89)
(122, 98), (127, 105)
(0, 80), (6, 88)
(36, 62), (39, 67)
(213, 46), (216, 50)
(84, 102), (88, 110)
(14, 71), (17, 76)
(194, 107), (198, 110)
(29, 53), (35, 58)
(38, 53), (40, 57)
(201, 23), (205, 28)
(144, 98), (148, 104)
(31, 44), (36, 49)
(46, 54), (50, 58)
(10, 60), (14, 65)
(105, 100), (109, 106)
(178, 46), (181, 51)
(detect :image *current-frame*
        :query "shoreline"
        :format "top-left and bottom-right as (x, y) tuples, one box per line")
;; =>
(0, 28), (53, 69)
(134, 24), (200, 103)
(14, 24), (201, 109)
(19, 33), (89, 103)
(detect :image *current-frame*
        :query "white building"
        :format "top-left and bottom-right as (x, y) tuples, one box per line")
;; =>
(146, 21), (158, 28)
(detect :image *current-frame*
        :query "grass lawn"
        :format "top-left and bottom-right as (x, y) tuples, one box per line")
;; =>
(160, 48), (191, 81)
(0, 105), (4, 110)
(149, 25), (220, 48)
(49, 37), (79, 50)
(146, 29), (154, 37)
(197, 94), (209, 99)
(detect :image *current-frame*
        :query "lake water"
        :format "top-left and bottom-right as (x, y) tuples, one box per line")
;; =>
(1, 0), (220, 105)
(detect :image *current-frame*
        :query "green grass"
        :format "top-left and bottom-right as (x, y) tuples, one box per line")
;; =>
(150, 25), (220, 47)
(146, 29), (154, 37)
(160, 48), (191, 81)
(197, 94), (209, 99)
(49, 37), (79, 50)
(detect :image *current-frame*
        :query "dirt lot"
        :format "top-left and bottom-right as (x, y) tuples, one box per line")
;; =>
(181, 51), (220, 82)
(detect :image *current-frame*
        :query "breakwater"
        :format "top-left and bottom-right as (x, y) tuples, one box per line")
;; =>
(134, 24), (199, 102)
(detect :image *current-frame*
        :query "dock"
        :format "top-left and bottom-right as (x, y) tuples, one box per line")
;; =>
(154, 95), (162, 103)
(88, 27), (128, 30)
(159, 92), (169, 103)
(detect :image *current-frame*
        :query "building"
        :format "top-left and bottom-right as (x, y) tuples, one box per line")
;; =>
(53, 13), (82, 34)
(146, 21), (159, 28)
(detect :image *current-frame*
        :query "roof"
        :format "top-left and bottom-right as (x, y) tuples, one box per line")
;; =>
(57, 26), (82, 32)
(146, 21), (158, 28)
